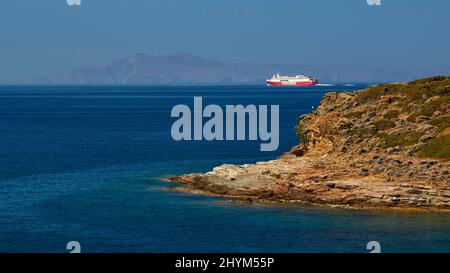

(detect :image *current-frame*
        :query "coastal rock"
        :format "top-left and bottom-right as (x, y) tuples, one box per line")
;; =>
(206, 164), (247, 180)
(168, 76), (450, 211)
(416, 116), (430, 123)
(419, 134), (435, 143)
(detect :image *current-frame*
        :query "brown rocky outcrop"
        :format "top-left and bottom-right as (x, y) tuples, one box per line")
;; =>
(168, 76), (450, 211)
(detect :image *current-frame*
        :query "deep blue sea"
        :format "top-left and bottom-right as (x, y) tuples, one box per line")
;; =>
(0, 85), (449, 253)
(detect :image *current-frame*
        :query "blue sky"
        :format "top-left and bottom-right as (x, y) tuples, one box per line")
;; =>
(0, 0), (449, 81)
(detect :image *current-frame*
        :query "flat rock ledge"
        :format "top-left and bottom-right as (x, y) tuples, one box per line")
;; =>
(167, 154), (450, 212)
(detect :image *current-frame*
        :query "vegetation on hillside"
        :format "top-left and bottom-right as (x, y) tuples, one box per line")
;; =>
(419, 135), (450, 160)
(297, 76), (450, 160)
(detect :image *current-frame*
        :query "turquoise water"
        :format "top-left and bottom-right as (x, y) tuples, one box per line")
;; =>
(0, 85), (449, 253)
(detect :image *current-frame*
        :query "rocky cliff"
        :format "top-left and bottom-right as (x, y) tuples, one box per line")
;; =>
(168, 76), (450, 211)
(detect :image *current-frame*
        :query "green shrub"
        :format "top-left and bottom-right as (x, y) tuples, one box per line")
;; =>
(296, 116), (310, 146)
(393, 76), (450, 103)
(418, 135), (450, 160)
(408, 76), (449, 86)
(406, 97), (448, 122)
(374, 119), (396, 131)
(344, 111), (363, 119)
(356, 128), (376, 138)
(355, 89), (381, 104)
(430, 117), (450, 133)
(382, 131), (424, 148)
(403, 87), (429, 102)
(353, 77), (449, 106)
(433, 86), (450, 95)
(384, 110), (400, 119)
(355, 84), (401, 104)
(407, 113), (419, 123)
(421, 97), (448, 116)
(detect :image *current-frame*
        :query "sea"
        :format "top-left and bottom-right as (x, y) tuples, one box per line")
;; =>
(0, 85), (449, 253)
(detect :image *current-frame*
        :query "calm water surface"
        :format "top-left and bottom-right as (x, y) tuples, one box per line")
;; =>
(0, 85), (449, 252)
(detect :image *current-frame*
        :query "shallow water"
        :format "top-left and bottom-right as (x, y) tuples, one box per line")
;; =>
(0, 85), (449, 252)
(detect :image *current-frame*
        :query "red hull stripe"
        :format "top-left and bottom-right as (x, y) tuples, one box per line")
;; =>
(266, 80), (318, 86)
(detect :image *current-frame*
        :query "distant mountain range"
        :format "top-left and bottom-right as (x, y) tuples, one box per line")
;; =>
(33, 53), (450, 84)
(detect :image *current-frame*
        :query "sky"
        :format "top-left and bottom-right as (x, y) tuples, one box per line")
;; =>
(0, 0), (449, 82)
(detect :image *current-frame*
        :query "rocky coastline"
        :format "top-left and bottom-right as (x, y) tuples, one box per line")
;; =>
(168, 76), (450, 211)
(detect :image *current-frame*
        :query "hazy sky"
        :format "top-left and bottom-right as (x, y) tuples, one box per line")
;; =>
(0, 0), (449, 81)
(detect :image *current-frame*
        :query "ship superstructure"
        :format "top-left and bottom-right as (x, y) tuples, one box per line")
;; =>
(266, 73), (319, 86)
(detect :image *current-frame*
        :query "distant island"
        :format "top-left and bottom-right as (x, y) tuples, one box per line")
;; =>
(168, 76), (450, 211)
(32, 53), (450, 85)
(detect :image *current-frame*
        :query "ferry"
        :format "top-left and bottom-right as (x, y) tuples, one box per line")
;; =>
(266, 73), (319, 86)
